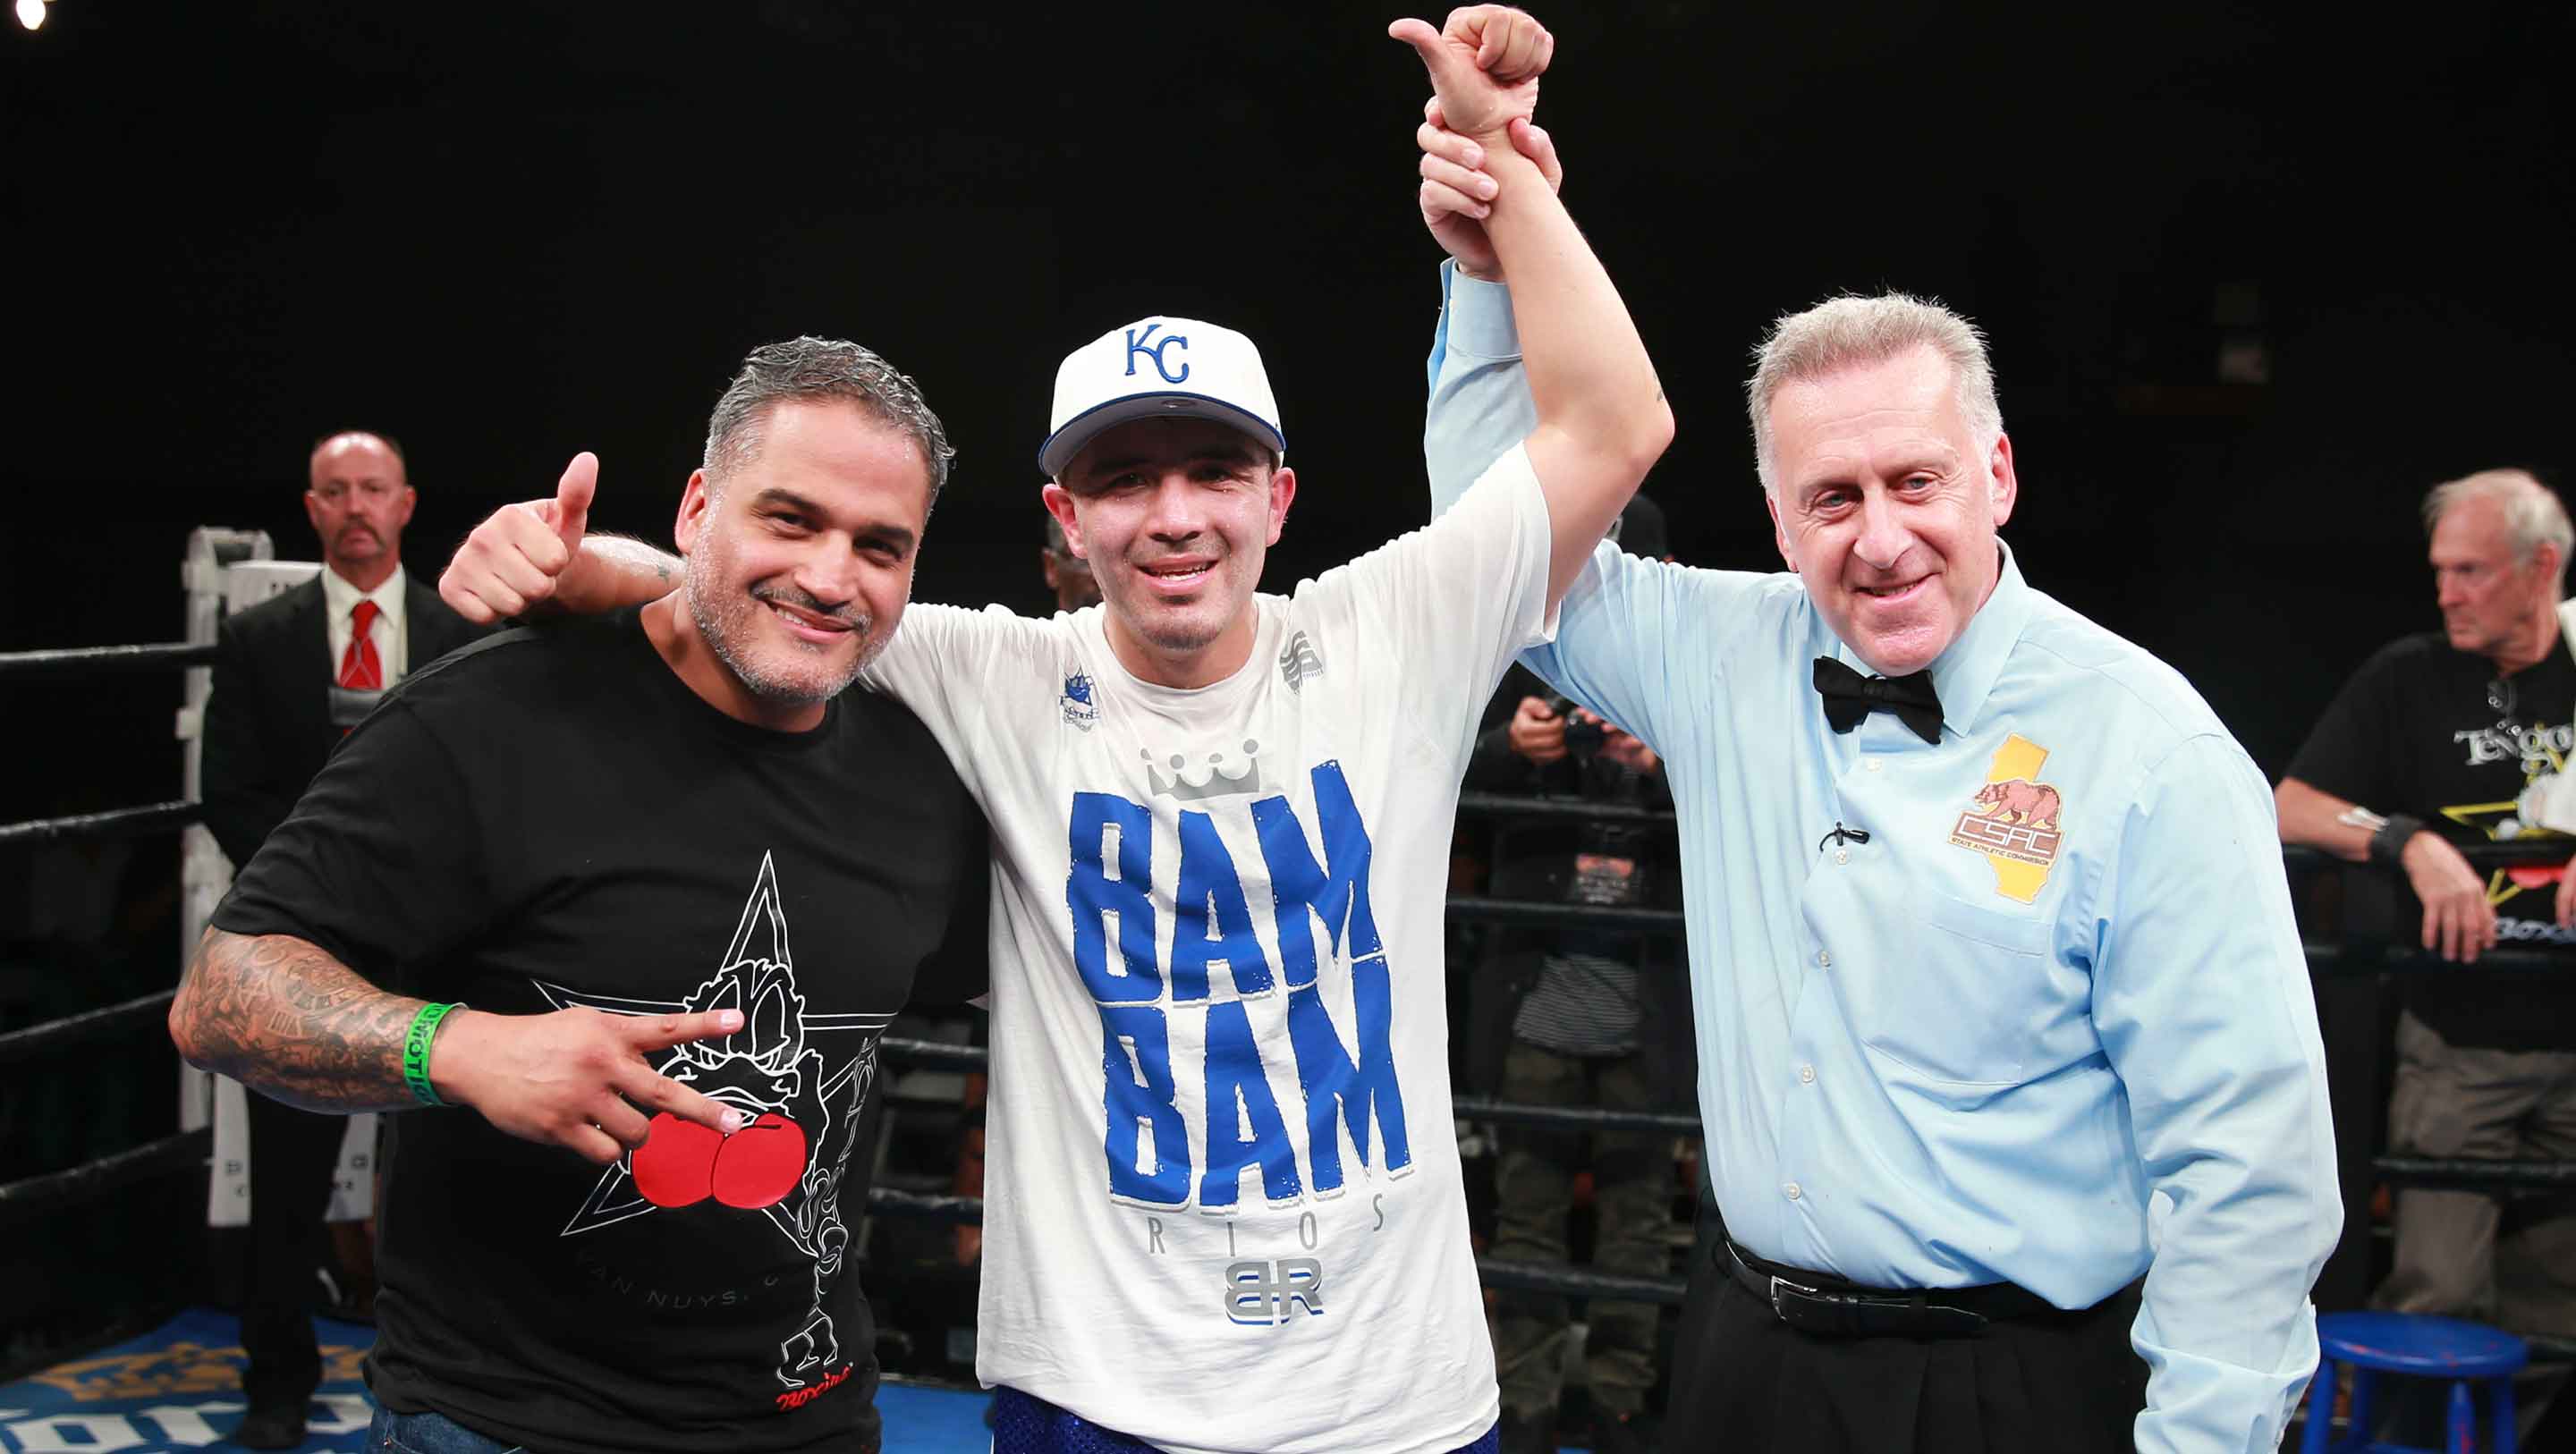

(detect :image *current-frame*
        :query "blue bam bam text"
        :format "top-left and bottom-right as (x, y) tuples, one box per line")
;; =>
(1066, 762), (1411, 1210)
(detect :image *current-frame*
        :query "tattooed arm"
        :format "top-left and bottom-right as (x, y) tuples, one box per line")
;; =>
(170, 926), (422, 1112)
(172, 926), (750, 1165)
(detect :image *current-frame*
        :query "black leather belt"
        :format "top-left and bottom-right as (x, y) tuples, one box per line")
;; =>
(1721, 1238), (2050, 1340)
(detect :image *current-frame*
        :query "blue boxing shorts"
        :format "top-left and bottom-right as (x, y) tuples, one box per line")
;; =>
(990, 1387), (1501, 1454)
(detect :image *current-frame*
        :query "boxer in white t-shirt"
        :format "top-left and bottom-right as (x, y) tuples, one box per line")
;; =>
(437, 12), (1665, 1450)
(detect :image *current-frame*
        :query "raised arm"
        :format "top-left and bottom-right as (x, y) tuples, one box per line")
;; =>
(1419, 111), (1551, 522)
(439, 451), (681, 624)
(1391, 6), (1671, 608)
(173, 926), (750, 1165)
(1415, 110), (1694, 755)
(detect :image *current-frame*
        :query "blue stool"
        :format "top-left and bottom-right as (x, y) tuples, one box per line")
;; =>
(2301, 1311), (2527, 1454)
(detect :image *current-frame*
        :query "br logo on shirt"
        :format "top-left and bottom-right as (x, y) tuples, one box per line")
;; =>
(1948, 733), (2065, 902)
(1061, 671), (1101, 731)
(1125, 323), (1190, 384)
(1225, 1257), (1326, 1326)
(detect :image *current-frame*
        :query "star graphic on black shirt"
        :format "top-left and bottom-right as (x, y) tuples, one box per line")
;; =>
(540, 853), (891, 1254)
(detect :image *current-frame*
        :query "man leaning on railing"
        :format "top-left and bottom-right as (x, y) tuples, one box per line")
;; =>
(2274, 466), (2576, 1345)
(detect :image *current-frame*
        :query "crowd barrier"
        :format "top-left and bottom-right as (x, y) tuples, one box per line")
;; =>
(4, 534), (2572, 1346)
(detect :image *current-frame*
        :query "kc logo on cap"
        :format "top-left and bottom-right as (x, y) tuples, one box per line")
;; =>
(1126, 322), (1191, 384)
(1039, 315), (1287, 478)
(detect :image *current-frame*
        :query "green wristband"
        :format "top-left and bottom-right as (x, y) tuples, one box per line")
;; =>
(402, 1002), (464, 1109)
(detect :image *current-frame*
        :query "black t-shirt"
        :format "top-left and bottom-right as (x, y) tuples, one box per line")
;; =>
(214, 610), (989, 1454)
(2285, 630), (2576, 1050)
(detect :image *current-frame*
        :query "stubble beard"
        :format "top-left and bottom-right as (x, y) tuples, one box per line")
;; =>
(686, 546), (875, 706)
(1111, 554), (1251, 659)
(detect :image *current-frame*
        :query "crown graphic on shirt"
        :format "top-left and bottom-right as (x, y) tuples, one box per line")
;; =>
(1141, 740), (1265, 802)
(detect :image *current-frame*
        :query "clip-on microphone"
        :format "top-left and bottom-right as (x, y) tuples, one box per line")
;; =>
(1818, 823), (1871, 852)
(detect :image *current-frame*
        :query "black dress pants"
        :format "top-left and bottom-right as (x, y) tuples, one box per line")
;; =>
(241, 1092), (348, 1409)
(1664, 1241), (2148, 1452)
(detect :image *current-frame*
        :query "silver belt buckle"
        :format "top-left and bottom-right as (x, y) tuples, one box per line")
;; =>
(1767, 1272), (1818, 1320)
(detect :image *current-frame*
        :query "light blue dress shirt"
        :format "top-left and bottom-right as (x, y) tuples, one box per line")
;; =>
(1427, 264), (2339, 1453)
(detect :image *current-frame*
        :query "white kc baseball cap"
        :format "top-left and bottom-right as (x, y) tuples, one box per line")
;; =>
(1038, 316), (1287, 478)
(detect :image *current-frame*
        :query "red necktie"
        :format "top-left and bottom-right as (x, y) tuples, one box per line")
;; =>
(339, 599), (384, 690)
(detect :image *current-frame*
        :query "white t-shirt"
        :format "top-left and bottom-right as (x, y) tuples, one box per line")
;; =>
(861, 446), (1555, 1454)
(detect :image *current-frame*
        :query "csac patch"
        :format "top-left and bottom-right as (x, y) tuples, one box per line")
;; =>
(1948, 733), (2065, 904)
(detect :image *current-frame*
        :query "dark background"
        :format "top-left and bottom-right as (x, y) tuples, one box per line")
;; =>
(0, 0), (2569, 1382)
(5, 0), (2572, 821)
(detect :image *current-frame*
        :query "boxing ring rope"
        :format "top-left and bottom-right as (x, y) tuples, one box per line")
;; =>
(0, 1130), (213, 1230)
(0, 987), (182, 1066)
(1445, 897), (1684, 934)
(4, 537), (2575, 1353)
(2376, 1156), (2576, 1192)
(0, 642), (216, 679)
(1455, 790), (1674, 826)
(0, 801), (200, 848)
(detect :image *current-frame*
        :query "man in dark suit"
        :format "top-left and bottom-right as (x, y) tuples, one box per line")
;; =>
(200, 429), (483, 1449)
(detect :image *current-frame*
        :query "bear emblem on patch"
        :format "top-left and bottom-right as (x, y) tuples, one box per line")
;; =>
(1970, 778), (2062, 830)
(1947, 734), (2068, 903)
(1951, 773), (2064, 868)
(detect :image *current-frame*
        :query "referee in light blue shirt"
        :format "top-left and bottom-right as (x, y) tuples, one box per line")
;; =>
(1415, 189), (2338, 1448)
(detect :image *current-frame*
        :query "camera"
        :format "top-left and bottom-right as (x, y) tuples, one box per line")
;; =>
(1553, 695), (1606, 759)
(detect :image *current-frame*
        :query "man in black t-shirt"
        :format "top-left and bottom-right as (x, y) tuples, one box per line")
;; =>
(170, 337), (990, 1454)
(2277, 467), (2576, 1340)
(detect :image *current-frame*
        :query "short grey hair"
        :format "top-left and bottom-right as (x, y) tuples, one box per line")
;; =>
(2423, 469), (2571, 585)
(702, 336), (956, 503)
(1746, 292), (2003, 494)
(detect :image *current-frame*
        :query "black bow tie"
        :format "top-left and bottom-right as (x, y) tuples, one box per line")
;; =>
(1813, 656), (1944, 744)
